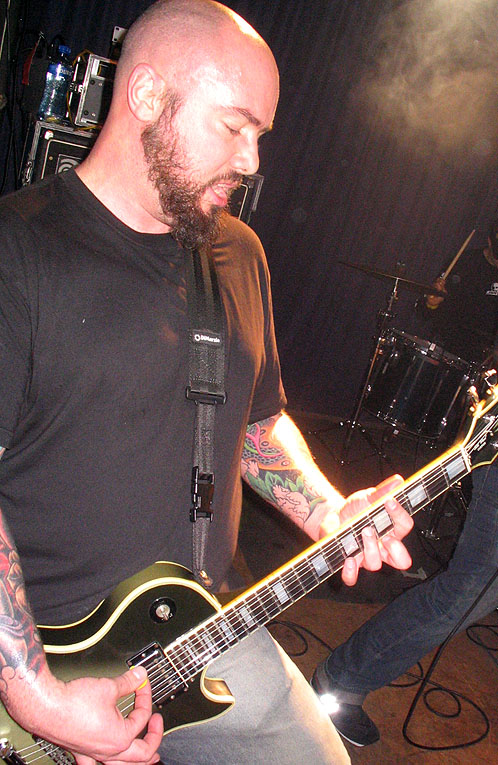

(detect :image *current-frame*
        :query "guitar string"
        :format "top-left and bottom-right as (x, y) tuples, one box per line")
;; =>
(118, 447), (476, 715)
(16, 432), (488, 758)
(11, 749), (46, 764)
(11, 737), (62, 761)
(117, 448), (474, 718)
(14, 742), (71, 765)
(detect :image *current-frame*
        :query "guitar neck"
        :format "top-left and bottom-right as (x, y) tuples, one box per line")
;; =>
(157, 443), (471, 697)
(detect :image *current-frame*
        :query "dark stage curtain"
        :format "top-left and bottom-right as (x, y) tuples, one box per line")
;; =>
(3, 0), (498, 417)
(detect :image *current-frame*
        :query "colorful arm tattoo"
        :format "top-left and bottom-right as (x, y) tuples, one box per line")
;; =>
(0, 515), (43, 704)
(242, 415), (326, 528)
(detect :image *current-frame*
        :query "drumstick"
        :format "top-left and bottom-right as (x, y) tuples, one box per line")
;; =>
(441, 228), (475, 279)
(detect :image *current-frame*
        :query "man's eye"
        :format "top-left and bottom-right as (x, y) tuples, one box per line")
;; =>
(225, 124), (240, 136)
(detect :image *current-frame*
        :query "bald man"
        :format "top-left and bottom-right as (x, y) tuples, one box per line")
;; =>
(0, 2), (413, 763)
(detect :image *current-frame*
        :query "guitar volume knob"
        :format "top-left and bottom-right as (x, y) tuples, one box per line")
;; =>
(155, 603), (171, 620)
(149, 597), (176, 623)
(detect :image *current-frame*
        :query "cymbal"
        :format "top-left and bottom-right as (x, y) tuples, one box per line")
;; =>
(337, 260), (443, 295)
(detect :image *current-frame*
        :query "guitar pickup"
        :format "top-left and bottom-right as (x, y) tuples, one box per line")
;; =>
(127, 641), (165, 670)
(127, 642), (188, 705)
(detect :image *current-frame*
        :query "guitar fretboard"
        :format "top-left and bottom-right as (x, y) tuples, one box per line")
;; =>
(149, 446), (470, 705)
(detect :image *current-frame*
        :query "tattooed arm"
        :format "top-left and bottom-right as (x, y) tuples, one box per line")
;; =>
(0, 450), (163, 764)
(241, 413), (414, 584)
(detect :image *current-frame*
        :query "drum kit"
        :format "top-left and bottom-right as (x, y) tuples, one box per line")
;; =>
(337, 252), (478, 468)
(335, 229), (482, 537)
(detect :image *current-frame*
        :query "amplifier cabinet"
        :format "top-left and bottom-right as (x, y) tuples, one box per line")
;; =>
(20, 120), (97, 185)
(69, 54), (117, 128)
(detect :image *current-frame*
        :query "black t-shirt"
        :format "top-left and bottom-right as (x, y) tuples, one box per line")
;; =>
(415, 249), (498, 364)
(0, 171), (286, 623)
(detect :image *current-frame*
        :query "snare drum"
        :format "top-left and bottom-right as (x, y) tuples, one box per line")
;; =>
(364, 329), (472, 439)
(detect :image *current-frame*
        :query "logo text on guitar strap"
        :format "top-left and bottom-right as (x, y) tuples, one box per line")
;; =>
(190, 330), (222, 345)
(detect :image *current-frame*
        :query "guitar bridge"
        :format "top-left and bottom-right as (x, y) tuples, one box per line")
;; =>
(0, 739), (26, 765)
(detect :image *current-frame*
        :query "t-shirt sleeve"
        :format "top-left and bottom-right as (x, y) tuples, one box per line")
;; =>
(247, 254), (287, 424)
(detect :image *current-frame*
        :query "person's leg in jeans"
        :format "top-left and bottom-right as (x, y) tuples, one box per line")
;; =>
(312, 463), (498, 744)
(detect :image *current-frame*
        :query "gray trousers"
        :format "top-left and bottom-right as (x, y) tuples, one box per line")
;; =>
(159, 628), (349, 764)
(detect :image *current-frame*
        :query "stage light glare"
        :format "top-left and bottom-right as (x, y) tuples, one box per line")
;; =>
(316, 692), (340, 715)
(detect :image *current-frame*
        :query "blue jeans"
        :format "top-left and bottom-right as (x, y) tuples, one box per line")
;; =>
(324, 463), (498, 699)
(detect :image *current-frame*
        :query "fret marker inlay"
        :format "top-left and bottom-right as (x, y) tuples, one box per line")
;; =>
(311, 553), (329, 577)
(219, 620), (236, 643)
(445, 455), (465, 480)
(341, 532), (360, 556)
(373, 509), (393, 534)
(407, 484), (427, 507)
(271, 581), (291, 605)
(239, 605), (257, 627)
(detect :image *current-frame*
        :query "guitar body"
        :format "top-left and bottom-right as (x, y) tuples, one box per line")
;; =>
(0, 563), (234, 762)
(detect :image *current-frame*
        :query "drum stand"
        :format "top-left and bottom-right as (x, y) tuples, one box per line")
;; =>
(338, 278), (403, 467)
(422, 482), (469, 540)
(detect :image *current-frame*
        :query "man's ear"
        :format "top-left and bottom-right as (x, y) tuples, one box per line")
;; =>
(127, 63), (166, 122)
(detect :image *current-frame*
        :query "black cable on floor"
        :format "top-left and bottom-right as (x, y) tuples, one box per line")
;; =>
(400, 655), (490, 750)
(400, 570), (498, 751)
(269, 598), (497, 752)
(466, 615), (498, 669)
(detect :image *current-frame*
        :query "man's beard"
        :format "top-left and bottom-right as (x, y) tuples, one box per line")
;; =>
(142, 109), (237, 250)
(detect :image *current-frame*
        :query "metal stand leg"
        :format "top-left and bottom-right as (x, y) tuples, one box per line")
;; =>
(422, 484), (469, 540)
(339, 277), (403, 466)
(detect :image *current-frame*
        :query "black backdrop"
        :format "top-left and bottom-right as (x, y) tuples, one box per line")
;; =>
(3, 0), (498, 417)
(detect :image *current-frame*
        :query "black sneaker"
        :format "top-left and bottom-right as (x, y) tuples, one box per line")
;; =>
(311, 662), (380, 747)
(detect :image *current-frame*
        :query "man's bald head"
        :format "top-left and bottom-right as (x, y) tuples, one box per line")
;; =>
(114, 0), (276, 98)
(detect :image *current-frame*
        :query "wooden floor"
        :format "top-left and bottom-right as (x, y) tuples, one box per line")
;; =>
(270, 598), (498, 764)
(238, 410), (498, 763)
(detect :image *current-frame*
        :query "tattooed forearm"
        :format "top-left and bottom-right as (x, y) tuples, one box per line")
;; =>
(242, 415), (327, 528)
(0, 517), (43, 703)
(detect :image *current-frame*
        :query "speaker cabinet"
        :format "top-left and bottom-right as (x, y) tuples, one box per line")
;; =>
(20, 120), (97, 185)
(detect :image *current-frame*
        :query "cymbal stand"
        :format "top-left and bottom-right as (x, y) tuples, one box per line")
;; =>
(338, 277), (402, 467)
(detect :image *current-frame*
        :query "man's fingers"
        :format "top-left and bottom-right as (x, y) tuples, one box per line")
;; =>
(106, 713), (163, 765)
(338, 473), (414, 584)
(114, 667), (153, 730)
(121, 669), (163, 761)
(380, 534), (412, 570)
(74, 756), (97, 765)
(105, 668), (163, 762)
(115, 666), (149, 698)
(361, 526), (382, 571)
(368, 474), (404, 505)
(341, 557), (359, 586)
(385, 497), (414, 538)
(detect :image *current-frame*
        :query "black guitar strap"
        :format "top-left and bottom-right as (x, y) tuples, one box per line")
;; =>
(185, 246), (226, 589)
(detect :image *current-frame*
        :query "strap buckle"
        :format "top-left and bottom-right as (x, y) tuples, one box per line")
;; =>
(190, 466), (214, 522)
(185, 386), (226, 405)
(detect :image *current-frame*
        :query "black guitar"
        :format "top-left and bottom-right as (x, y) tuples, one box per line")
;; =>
(2, 382), (498, 765)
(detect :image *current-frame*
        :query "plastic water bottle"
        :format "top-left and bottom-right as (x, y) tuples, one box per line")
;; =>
(38, 45), (73, 122)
